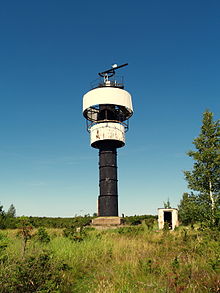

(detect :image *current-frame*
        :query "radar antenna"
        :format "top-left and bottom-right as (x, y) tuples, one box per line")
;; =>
(98, 63), (128, 82)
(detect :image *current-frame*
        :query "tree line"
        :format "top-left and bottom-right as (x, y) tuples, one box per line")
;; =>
(0, 204), (156, 229)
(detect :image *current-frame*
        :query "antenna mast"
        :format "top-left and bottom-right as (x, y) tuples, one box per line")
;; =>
(98, 63), (128, 83)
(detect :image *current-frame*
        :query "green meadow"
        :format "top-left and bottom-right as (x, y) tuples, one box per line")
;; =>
(0, 224), (219, 292)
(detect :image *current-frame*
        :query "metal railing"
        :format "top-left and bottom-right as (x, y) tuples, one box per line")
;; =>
(90, 75), (124, 89)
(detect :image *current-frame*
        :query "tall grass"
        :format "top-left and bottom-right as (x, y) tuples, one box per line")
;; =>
(0, 226), (219, 292)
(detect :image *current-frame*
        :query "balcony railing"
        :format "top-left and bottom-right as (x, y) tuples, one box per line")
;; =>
(90, 75), (124, 89)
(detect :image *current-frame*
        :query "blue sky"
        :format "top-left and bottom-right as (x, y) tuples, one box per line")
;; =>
(0, 0), (219, 217)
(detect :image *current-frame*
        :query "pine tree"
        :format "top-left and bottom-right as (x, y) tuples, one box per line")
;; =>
(7, 204), (16, 218)
(184, 110), (220, 225)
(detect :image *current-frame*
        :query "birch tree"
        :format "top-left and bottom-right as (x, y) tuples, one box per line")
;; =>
(184, 110), (220, 225)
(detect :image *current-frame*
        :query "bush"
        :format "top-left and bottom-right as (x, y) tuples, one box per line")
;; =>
(124, 215), (156, 226)
(35, 227), (50, 243)
(116, 225), (144, 235)
(0, 233), (9, 262)
(163, 222), (171, 231)
(0, 233), (9, 250)
(144, 218), (155, 230)
(0, 251), (71, 292)
(63, 226), (85, 242)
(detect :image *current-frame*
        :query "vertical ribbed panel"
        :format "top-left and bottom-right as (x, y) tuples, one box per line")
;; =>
(98, 148), (118, 216)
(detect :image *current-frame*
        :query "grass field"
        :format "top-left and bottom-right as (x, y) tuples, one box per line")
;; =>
(0, 225), (219, 292)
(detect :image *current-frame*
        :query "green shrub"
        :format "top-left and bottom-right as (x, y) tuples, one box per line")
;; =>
(181, 229), (189, 242)
(124, 215), (156, 226)
(0, 233), (8, 250)
(63, 226), (86, 242)
(144, 218), (155, 230)
(0, 251), (71, 292)
(36, 227), (50, 243)
(163, 222), (170, 231)
(0, 233), (9, 263)
(116, 225), (144, 235)
(63, 226), (76, 238)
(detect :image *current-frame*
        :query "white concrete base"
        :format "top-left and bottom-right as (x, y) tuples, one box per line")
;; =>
(92, 216), (123, 226)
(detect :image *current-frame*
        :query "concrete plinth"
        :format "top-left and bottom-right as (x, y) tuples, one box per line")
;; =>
(92, 216), (123, 226)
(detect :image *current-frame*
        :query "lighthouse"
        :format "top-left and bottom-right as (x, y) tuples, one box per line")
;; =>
(83, 64), (133, 223)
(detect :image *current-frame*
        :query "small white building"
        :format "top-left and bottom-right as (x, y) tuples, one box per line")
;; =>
(158, 208), (179, 230)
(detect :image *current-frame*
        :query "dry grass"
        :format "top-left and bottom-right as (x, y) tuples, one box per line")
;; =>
(1, 226), (219, 292)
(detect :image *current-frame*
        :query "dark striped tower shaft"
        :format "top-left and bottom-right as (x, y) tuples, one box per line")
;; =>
(98, 146), (118, 216)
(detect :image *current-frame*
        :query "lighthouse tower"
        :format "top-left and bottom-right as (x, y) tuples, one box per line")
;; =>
(83, 64), (133, 222)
